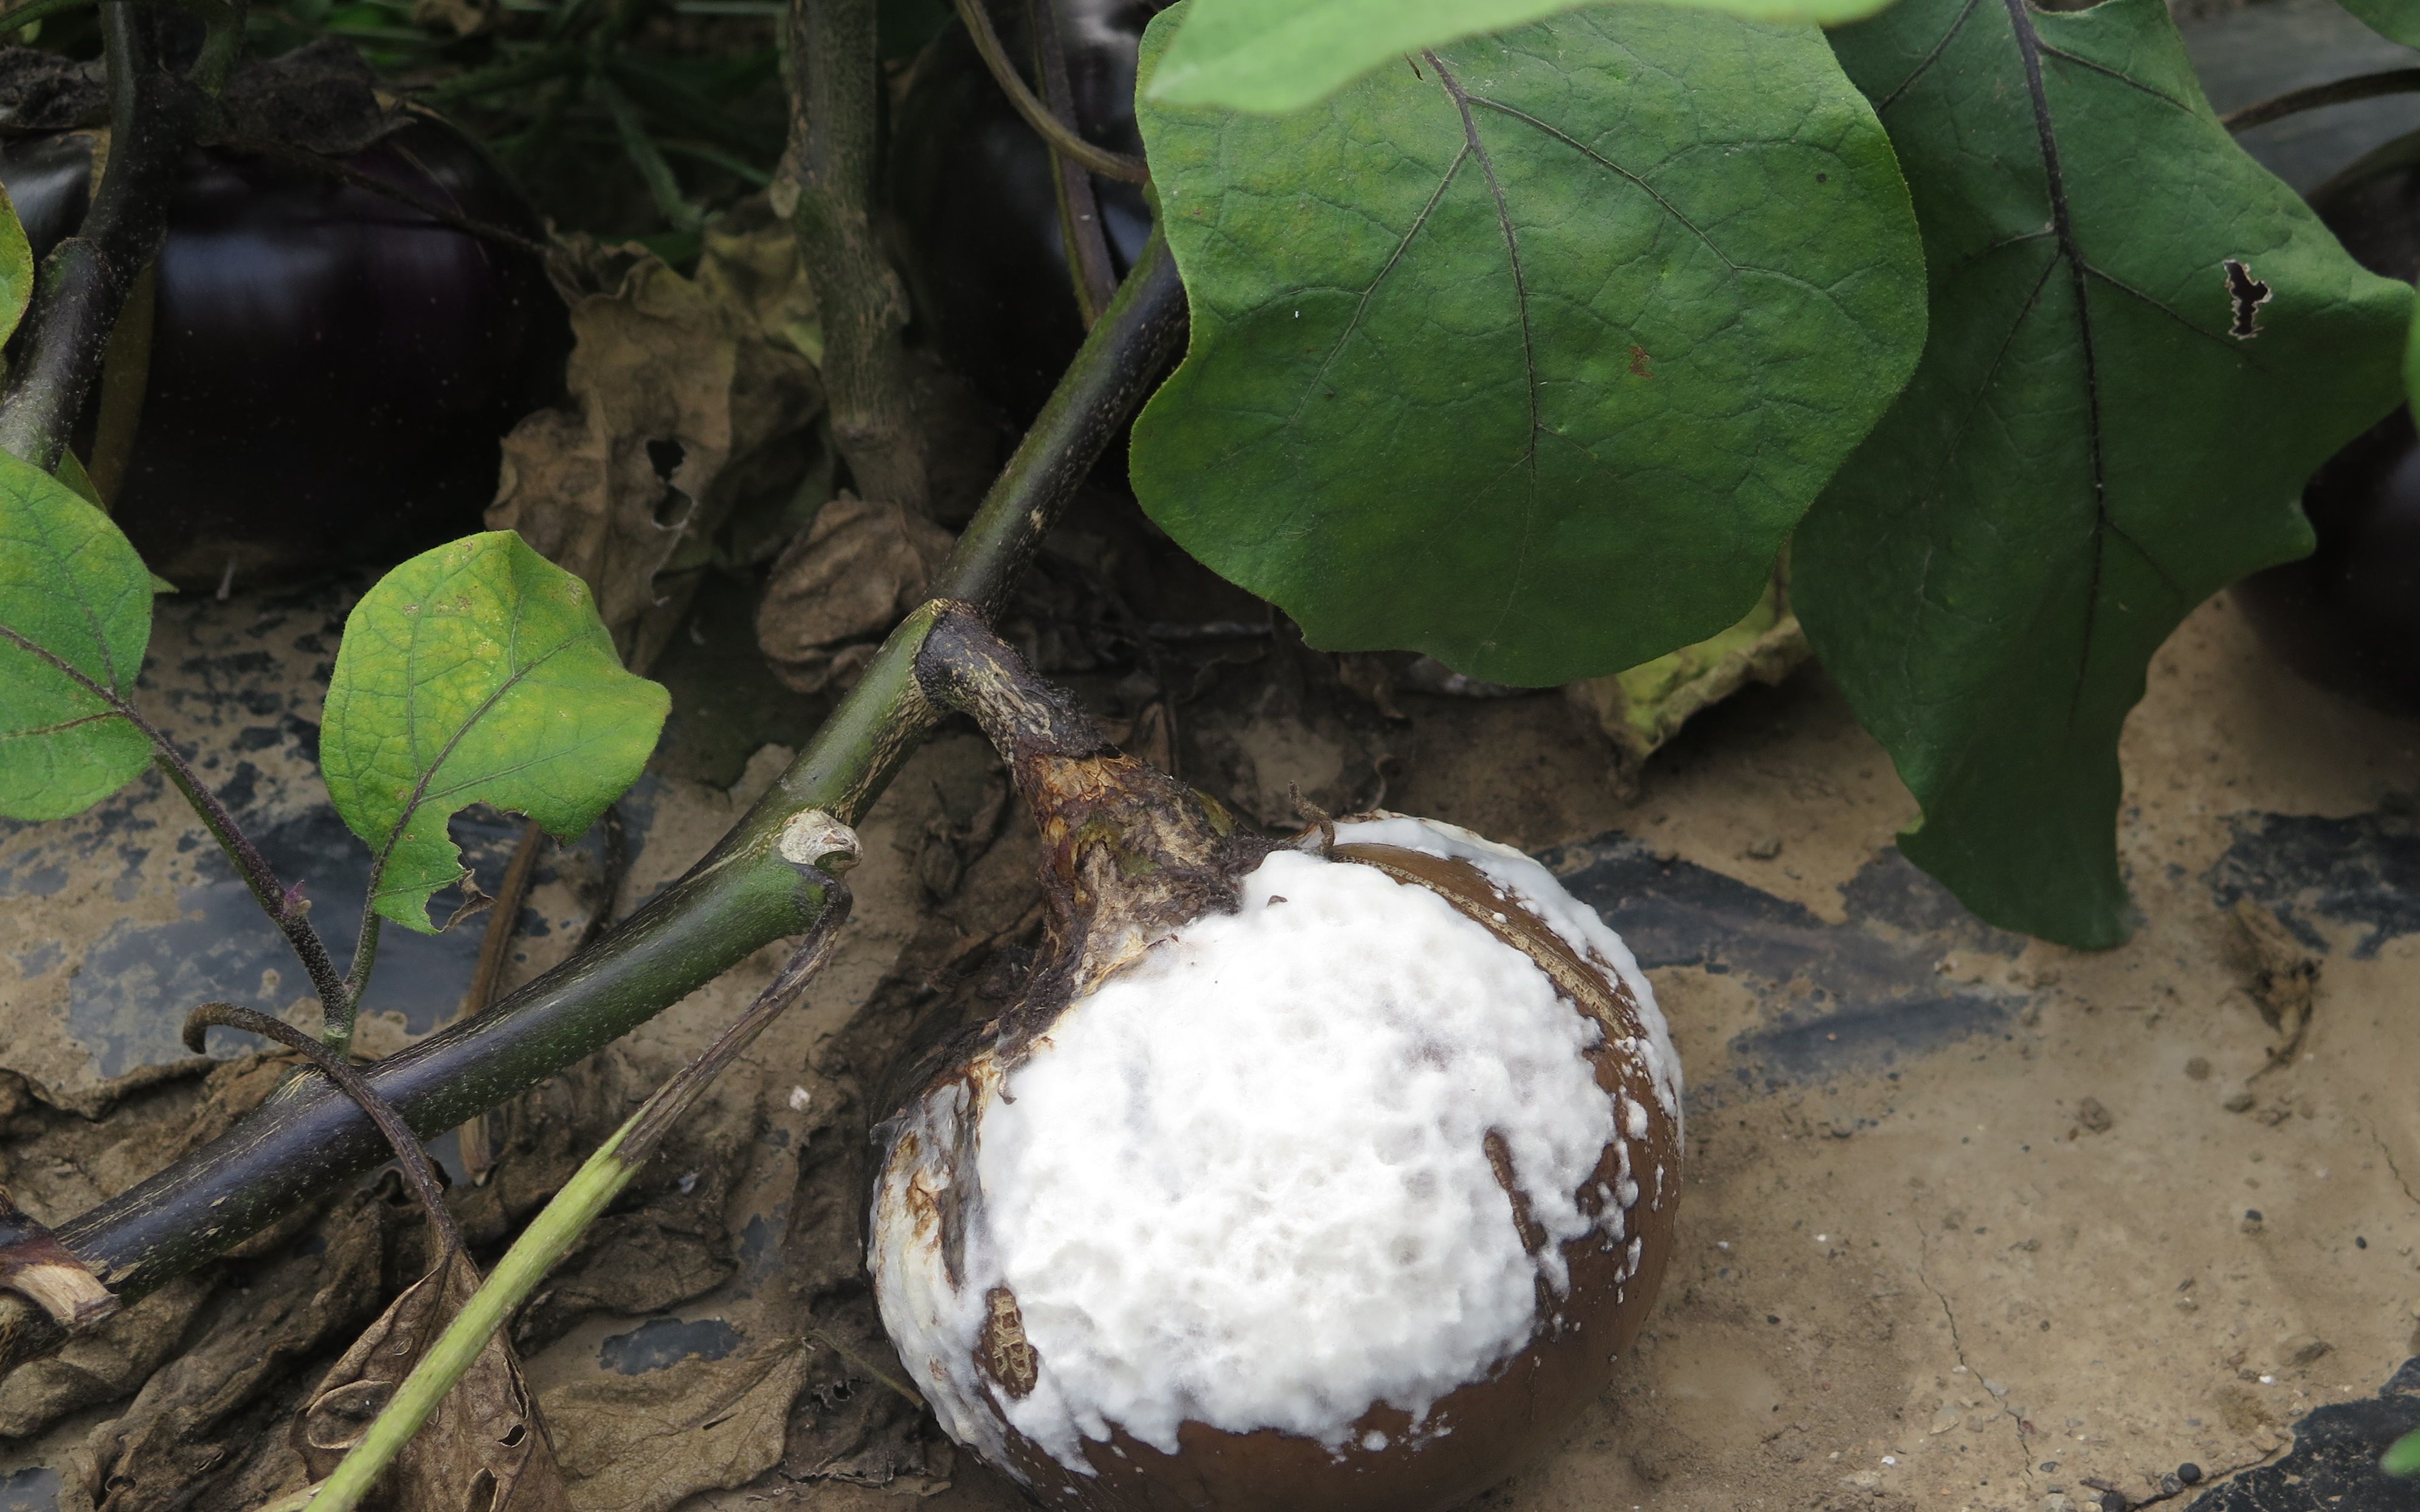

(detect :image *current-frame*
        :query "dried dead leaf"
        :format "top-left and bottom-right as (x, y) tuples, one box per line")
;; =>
(753, 494), (953, 694)
(489, 201), (824, 666)
(540, 1339), (811, 1512)
(295, 1247), (570, 1512)
(67, 1197), (388, 1512)
(2231, 897), (2320, 1068)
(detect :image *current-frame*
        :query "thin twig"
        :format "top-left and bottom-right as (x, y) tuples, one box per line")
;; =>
(0, 617), (359, 1025)
(215, 134), (555, 258)
(2222, 66), (2420, 131)
(594, 71), (702, 231)
(181, 1003), (463, 1257)
(1029, 0), (1118, 323)
(455, 820), (547, 1179)
(950, 0), (1147, 184)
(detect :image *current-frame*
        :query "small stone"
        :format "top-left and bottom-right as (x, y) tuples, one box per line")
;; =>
(2161, 1474), (2183, 1496)
(1745, 835), (1783, 860)
(2258, 1105), (2293, 1126)
(2281, 1333), (2331, 1367)
(2177, 1463), (2203, 1485)
(2224, 1091), (2256, 1113)
(2241, 1209), (2265, 1234)
(2185, 1056), (2211, 1082)
(2041, 1496), (2078, 1512)
(2076, 1097), (2115, 1134)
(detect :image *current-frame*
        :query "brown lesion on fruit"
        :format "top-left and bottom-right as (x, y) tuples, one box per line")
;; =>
(910, 604), (1278, 1062)
(1482, 1130), (1548, 1258)
(978, 1286), (1040, 1399)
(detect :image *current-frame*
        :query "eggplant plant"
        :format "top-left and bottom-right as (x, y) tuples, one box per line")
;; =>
(0, 0), (2415, 1500)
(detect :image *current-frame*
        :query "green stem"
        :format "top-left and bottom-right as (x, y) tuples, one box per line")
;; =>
(0, 0), (97, 36)
(0, 235), (1186, 1381)
(595, 71), (702, 232)
(2222, 67), (2420, 132)
(309, 846), (856, 1512)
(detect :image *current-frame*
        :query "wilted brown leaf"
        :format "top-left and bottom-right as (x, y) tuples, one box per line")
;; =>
(489, 201), (825, 667)
(294, 1247), (570, 1512)
(754, 494), (953, 694)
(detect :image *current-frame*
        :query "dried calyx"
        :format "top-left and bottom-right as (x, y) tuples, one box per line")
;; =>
(871, 605), (1683, 1512)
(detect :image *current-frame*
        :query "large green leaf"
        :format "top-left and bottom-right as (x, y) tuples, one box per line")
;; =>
(1130, 2), (1926, 686)
(1800, 0), (2410, 948)
(1146, 0), (1906, 113)
(321, 532), (669, 932)
(0, 448), (154, 820)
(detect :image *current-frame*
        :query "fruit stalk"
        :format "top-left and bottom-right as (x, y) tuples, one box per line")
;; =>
(0, 2), (190, 471)
(0, 233), (1186, 1381)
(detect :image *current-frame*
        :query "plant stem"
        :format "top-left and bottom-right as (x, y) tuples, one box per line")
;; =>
(2221, 67), (2420, 131)
(146, 729), (354, 1026)
(0, 234), (1187, 1381)
(1030, 0), (1118, 325)
(782, 0), (928, 509)
(951, 0), (1146, 185)
(0, 3), (188, 472)
(309, 861), (854, 1512)
(181, 1003), (463, 1257)
(595, 70), (703, 232)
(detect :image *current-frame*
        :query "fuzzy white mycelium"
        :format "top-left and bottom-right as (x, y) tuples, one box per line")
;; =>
(870, 815), (1682, 1480)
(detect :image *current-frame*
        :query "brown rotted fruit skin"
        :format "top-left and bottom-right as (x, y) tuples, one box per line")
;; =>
(0, 114), (569, 591)
(955, 846), (1682, 1512)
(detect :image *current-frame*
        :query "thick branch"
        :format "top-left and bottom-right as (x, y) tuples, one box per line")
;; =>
(782, 0), (927, 509)
(0, 235), (1188, 1378)
(0, 4), (190, 470)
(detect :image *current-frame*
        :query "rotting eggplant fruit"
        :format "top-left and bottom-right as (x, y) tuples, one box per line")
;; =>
(2235, 133), (2420, 717)
(0, 112), (569, 592)
(869, 606), (1684, 1512)
(890, 0), (1166, 423)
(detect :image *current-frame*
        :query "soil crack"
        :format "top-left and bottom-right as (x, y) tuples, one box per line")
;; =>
(1914, 1227), (2035, 1494)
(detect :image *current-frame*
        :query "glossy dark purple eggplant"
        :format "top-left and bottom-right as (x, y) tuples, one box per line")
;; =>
(2235, 134), (2420, 717)
(0, 113), (570, 590)
(889, 0), (1165, 423)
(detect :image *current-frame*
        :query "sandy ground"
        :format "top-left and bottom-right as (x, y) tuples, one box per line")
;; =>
(0, 578), (2411, 1512)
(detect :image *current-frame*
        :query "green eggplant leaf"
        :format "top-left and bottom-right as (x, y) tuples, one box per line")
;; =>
(321, 532), (669, 933)
(2330, 0), (2420, 49)
(1130, 2), (1926, 686)
(1146, 0), (1907, 113)
(1799, 0), (2410, 948)
(0, 448), (155, 820)
(0, 187), (31, 351)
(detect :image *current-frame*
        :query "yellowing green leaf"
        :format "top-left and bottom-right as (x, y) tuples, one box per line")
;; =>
(1147, 0), (1906, 113)
(1799, 0), (2411, 947)
(321, 532), (669, 933)
(0, 448), (153, 820)
(1132, 2), (1925, 685)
